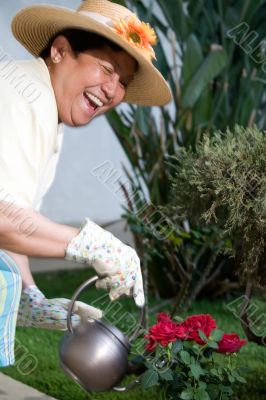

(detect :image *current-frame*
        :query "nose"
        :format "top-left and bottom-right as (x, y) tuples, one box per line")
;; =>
(101, 74), (120, 101)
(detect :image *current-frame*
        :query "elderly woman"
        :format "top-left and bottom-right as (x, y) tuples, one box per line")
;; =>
(0, 0), (171, 367)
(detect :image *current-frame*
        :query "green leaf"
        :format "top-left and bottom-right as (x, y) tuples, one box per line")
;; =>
(144, 360), (154, 370)
(113, 0), (126, 5)
(210, 368), (220, 377)
(140, 369), (159, 389)
(194, 388), (211, 400)
(193, 86), (212, 127)
(207, 383), (220, 399)
(158, 368), (174, 381)
(180, 388), (194, 400)
(198, 381), (207, 390)
(180, 350), (191, 364)
(173, 315), (184, 323)
(219, 385), (233, 395)
(208, 341), (219, 349)
(210, 329), (224, 342)
(198, 329), (208, 343)
(168, 235), (183, 246)
(183, 34), (203, 87)
(239, 94), (254, 126)
(190, 363), (205, 379)
(156, 0), (190, 40)
(182, 47), (228, 108)
(172, 340), (183, 355)
(236, 376), (247, 383)
(130, 354), (145, 365)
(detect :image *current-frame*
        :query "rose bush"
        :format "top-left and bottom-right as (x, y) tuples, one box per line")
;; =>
(137, 313), (247, 400)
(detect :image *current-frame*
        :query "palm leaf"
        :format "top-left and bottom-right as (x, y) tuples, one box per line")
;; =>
(182, 46), (228, 108)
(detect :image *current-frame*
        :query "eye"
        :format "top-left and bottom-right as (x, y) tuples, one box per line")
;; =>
(102, 64), (114, 75)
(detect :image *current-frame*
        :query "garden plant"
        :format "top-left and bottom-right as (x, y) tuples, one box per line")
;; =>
(166, 125), (266, 343)
(139, 312), (247, 400)
(107, 0), (266, 312)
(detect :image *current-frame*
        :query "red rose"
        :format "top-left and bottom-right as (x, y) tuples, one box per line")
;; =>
(217, 333), (247, 353)
(181, 314), (217, 344)
(145, 314), (187, 352)
(146, 320), (179, 346)
(175, 324), (187, 340)
(145, 337), (157, 352)
(157, 312), (172, 323)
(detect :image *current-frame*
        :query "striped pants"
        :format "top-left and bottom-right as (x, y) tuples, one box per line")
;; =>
(0, 250), (22, 367)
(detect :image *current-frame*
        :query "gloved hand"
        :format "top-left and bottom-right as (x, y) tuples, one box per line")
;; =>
(17, 285), (103, 330)
(65, 219), (145, 307)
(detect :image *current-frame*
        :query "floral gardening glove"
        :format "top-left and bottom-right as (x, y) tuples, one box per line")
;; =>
(65, 219), (145, 307)
(17, 286), (103, 330)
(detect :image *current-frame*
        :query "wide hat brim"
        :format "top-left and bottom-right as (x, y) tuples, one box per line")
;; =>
(11, 5), (172, 106)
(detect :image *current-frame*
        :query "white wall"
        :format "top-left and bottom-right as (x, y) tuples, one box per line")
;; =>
(0, 0), (133, 225)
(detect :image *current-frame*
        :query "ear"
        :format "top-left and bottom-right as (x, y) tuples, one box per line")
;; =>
(50, 35), (73, 63)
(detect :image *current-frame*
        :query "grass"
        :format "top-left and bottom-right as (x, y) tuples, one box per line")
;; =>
(2, 269), (266, 400)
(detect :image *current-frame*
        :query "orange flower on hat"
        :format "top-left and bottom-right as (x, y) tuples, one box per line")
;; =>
(112, 15), (157, 61)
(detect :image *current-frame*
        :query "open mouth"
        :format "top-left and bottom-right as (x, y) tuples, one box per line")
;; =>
(83, 91), (104, 111)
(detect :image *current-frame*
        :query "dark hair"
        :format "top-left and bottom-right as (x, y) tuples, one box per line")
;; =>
(40, 28), (124, 58)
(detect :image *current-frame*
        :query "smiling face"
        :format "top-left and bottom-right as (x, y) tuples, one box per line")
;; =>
(47, 35), (137, 126)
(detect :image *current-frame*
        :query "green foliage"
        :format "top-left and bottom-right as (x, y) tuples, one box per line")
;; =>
(167, 125), (266, 286)
(106, 0), (266, 304)
(138, 331), (246, 400)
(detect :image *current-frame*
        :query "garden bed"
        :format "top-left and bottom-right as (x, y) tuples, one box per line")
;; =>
(3, 269), (266, 400)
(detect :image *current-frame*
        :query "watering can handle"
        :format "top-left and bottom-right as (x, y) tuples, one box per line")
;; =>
(67, 275), (145, 343)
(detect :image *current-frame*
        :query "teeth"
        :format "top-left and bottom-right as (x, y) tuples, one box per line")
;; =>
(84, 92), (103, 107)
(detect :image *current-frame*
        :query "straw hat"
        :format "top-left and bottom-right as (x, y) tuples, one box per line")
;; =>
(11, 0), (172, 106)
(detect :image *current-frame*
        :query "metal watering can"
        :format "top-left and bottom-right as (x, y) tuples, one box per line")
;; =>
(59, 276), (145, 392)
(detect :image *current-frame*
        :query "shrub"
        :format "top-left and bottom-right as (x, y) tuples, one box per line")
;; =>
(166, 125), (266, 287)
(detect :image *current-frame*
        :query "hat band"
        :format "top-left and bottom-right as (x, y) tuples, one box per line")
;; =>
(79, 11), (114, 27)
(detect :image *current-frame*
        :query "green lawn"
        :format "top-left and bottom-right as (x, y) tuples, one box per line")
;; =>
(2, 269), (266, 400)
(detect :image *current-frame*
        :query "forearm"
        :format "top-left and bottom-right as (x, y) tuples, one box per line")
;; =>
(0, 202), (79, 258)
